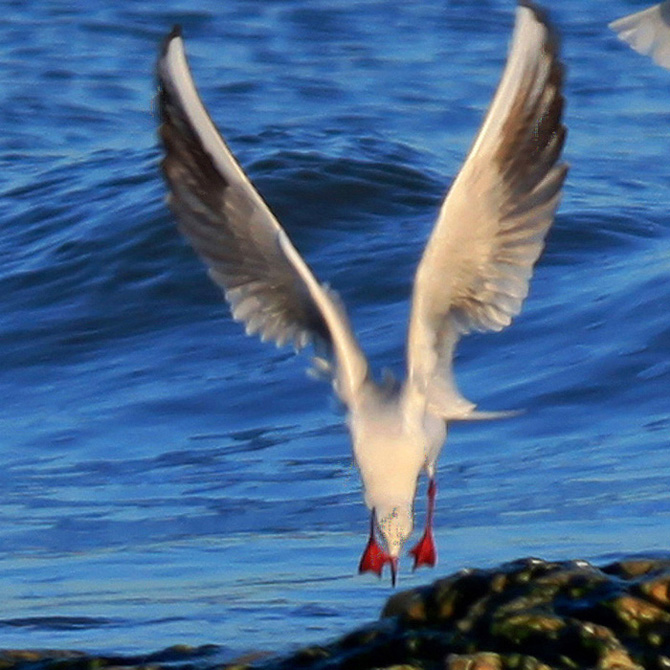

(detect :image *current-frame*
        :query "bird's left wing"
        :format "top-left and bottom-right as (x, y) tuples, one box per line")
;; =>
(609, 1), (670, 69)
(406, 2), (567, 419)
(156, 27), (368, 405)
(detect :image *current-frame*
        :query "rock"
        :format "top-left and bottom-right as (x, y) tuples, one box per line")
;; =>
(5, 557), (670, 670)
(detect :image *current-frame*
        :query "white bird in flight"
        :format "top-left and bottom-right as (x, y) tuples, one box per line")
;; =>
(156, 0), (567, 586)
(610, 1), (670, 69)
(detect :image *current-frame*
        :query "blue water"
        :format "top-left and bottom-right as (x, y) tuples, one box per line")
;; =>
(1, 0), (670, 661)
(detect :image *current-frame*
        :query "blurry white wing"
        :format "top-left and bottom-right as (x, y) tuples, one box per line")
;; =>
(610, 2), (670, 69)
(157, 27), (368, 404)
(406, 2), (567, 419)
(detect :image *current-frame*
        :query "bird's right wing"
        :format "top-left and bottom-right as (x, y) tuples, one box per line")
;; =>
(406, 2), (567, 419)
(610, 2), (670, 69)
(156, 27), (368, 405)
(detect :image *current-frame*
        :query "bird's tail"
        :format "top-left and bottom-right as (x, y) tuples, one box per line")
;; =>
(452, 408), (524, 422)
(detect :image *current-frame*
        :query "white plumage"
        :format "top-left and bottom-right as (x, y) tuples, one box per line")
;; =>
(610, 1), (670, 69)
(156, 1), (567, 585)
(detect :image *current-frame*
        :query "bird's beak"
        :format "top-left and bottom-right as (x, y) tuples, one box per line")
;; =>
(389, 556), (399, 587)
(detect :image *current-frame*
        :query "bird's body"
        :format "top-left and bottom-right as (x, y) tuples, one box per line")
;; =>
(156, 1), (567, 585)
(349, 382), (444, 511)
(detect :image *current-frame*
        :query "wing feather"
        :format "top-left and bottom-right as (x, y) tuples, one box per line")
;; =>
(156, 27), (368, 404)
(610, 1), (670, 69)
(406, 2), (567, 418)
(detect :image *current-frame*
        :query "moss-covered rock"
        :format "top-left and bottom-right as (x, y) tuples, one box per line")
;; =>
(5, 556), (670, 670)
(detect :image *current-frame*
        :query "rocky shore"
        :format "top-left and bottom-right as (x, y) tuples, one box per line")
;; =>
(4, 556), (670, 670)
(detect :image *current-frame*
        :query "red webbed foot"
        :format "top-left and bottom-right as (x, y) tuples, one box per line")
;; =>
(358, 511), (399, 585)
(409, 477), (438, 570)
(409, 527), (437, 570)
(358, 535), (391, 577)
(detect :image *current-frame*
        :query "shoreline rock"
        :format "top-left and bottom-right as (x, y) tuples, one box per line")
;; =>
(4, 556), (670, 670)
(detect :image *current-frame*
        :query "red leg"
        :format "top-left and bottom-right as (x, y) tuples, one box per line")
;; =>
(358, 512), (391, 577)
(409, 478), (437, 569)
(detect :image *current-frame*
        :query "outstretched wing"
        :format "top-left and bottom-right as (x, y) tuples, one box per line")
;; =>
(157, 27), (368, 405)
(610, 1), (670, 70)
(406, 2), (567, 419)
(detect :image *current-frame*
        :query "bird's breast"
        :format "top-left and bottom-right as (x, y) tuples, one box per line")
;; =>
(348, 399), (431, 507)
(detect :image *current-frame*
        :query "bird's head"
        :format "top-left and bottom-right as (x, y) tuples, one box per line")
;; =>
(376, 502), (414, 557)
(376, 502), (413, 563)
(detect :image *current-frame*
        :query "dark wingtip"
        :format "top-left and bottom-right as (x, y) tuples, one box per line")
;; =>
(160, 24), (183, 59)
(518, 0), (556, 41)
(518, 0), (562, 73)
(156, 25), (185, 124)
(518, 0), (547, 21)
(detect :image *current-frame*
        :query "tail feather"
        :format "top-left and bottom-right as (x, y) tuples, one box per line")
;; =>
(424, 380), (522, 422)
(454, 408), (524, 422)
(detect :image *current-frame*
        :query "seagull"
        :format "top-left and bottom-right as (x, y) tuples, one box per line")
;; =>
(610, 1), (670, 69)
(156, 0), (567, 586)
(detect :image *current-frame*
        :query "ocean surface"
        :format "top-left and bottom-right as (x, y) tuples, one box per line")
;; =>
(1, 0), (669, 661)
